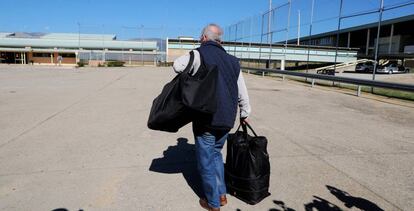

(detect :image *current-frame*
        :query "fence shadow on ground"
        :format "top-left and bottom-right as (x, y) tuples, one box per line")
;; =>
(266, 185), (384, 211)
(149, 138), (203, 198)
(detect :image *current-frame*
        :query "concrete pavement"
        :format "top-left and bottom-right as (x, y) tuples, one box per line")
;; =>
(0, 66), (413, 211)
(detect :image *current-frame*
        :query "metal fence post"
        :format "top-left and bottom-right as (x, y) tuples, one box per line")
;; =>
(234, 23), (238, 56)
(357, 85), (362, 96)
(333, 0), (344, 72)
(259, 13), (265, 68)
(268, 0), (272, 42)
(248, 17), (253, 68)
(284, 0), (292, 70)
(268, 9), (273, 69)
(372, 0), (384, 82)
(306, 0), (315, 73)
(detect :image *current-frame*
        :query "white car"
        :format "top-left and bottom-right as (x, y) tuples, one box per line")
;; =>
(355, 62), (374, 73)
(376, 63), (408, 74)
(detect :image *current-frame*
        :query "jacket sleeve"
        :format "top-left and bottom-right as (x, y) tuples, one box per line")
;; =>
(172, 50), (201, 76)
(237, 71), (251, 118)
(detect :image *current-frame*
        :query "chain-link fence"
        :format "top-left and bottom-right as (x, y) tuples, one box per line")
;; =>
(223, 0), (414, 83)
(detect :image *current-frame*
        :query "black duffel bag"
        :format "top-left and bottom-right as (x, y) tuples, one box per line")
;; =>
(181, 49), (218, 114)
(147, 52), (196, 132)
(225, 121), (271, 205)
(147, 50), (217, 132)
(147, 73), (192, 132)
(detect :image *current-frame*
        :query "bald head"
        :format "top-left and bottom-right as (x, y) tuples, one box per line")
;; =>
(200, 24), (223, 44)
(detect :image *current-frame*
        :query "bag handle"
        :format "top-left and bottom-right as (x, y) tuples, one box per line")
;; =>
(183, 50), (195, 75)
(237, 121), (258, 137)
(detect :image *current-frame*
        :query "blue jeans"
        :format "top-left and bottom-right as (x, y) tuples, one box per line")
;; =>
(194, 131), (228, 208)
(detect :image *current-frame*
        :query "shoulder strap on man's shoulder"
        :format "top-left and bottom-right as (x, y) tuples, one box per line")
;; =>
(183, 50), (195, 74)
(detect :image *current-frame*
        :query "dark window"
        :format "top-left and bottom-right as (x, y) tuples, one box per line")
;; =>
(59, 53), (76, 58)
(33, 53), (51, 57)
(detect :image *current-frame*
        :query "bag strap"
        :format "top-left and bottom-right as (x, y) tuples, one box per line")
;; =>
(237, 121), (258, 137)
(196, 48), (207, 69)
(183, 50), (195, 75)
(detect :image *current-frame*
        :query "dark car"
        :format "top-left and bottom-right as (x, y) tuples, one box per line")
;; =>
(317, 68), (335, 75)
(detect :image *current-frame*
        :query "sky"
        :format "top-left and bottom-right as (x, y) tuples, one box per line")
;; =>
(0, 0), (267, 39)
(0, 0), (413, 41)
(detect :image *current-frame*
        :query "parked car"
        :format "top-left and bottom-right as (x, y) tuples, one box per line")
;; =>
(355, 61), (374, 73)
(376, 63), (409, 74)
(317, 68), (335, 75)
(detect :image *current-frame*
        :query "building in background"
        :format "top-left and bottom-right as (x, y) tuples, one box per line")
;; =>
(167, 38), (358, 70)
(0, 32), (159, 66)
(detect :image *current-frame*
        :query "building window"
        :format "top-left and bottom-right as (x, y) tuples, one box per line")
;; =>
(33, 53), (51, 57)
(59, 53), (76, 58)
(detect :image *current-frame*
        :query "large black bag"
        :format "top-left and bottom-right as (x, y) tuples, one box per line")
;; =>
(147, 50), (217, 132)
(146, 52), (195, 132)
(225, 122), (271, 205)
(181, 50), (218, 114)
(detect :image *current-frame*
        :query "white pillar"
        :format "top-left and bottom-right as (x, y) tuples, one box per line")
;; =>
(103, 49), (107, 62)
(129, 49), (132, 65)
(281, 59), (286, 70)
(75, 51), (79, 63)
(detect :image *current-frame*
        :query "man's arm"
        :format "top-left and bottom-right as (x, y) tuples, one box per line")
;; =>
(172, 50), (201, 75)
(237, 72), (251, 119)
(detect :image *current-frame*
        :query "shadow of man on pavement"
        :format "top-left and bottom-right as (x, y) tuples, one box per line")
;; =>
(326, 185), (384, 211)
(304, 195), (342, 211)
(149, 138), (203, 198)
(269, 200), (296, 211)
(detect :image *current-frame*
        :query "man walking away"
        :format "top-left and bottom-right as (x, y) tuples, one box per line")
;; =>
(173, 23), (251, 211)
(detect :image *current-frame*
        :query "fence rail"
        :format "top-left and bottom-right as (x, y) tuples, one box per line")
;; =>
(241, 66), (414, 93)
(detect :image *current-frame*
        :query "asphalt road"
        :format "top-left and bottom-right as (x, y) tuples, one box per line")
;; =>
(1, 66), (413, 211)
